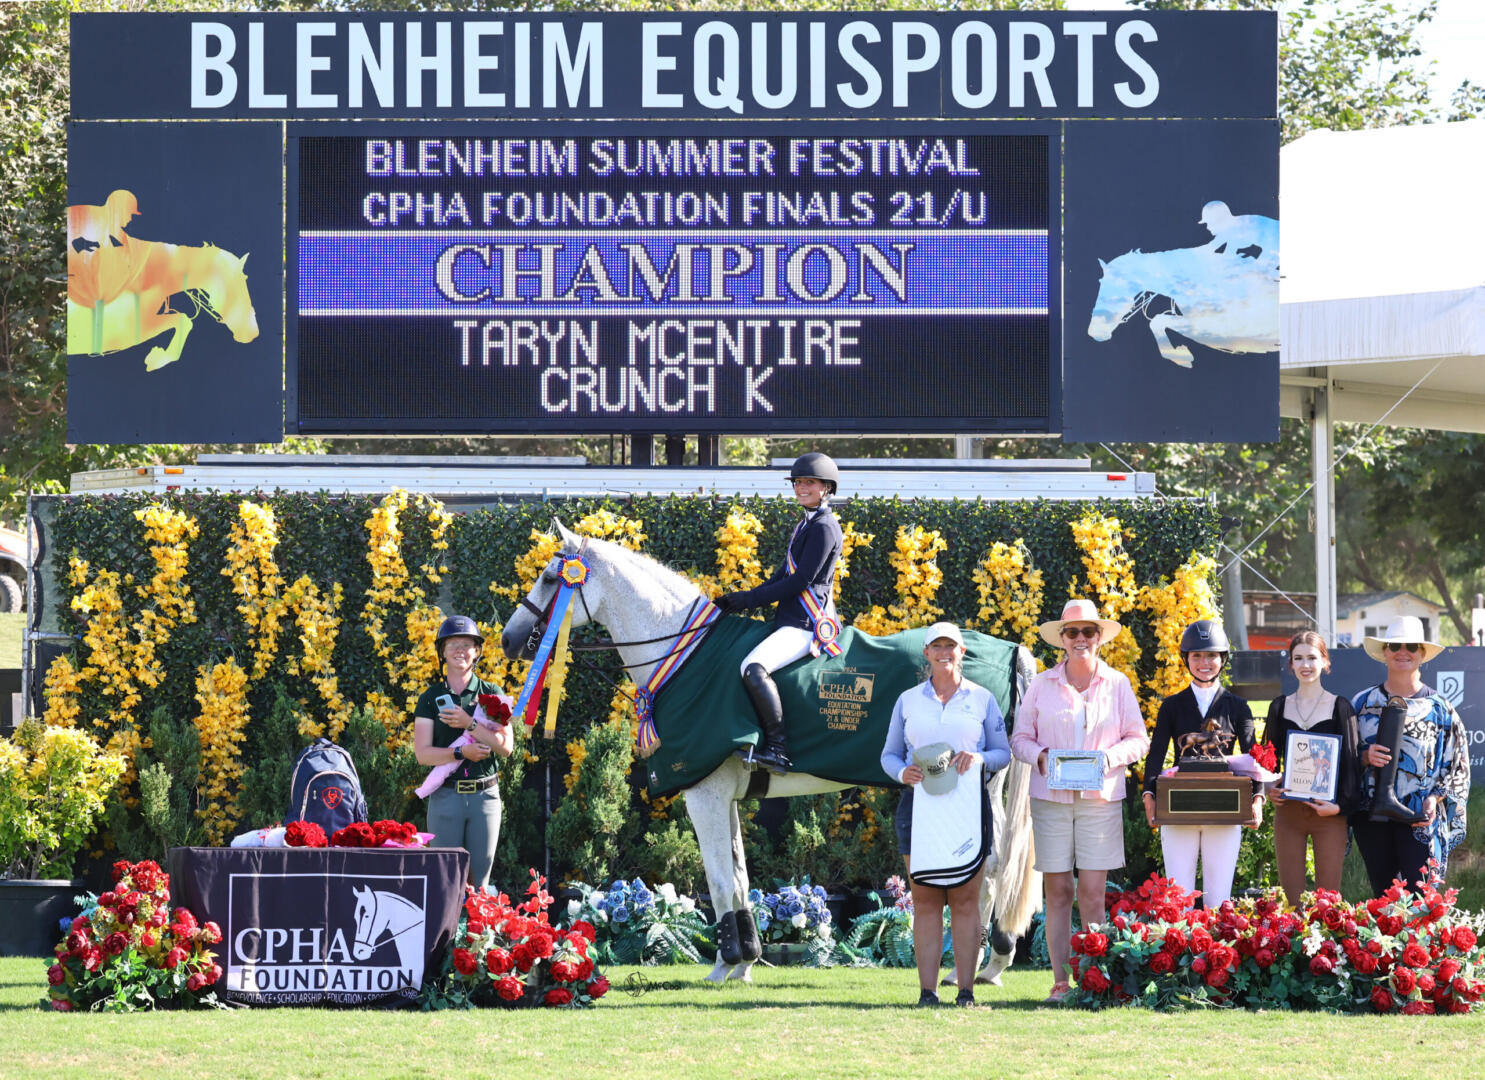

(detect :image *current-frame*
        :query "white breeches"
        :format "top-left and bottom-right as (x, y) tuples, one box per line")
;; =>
(739, 626), (814, 677)
(1159, 824), (1242, 906)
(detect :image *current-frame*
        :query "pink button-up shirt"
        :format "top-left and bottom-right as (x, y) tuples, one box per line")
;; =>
(1010, 659), (1150, 803)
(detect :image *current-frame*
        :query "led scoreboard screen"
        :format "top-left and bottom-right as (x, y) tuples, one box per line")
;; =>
(293, 128), (1053, 434)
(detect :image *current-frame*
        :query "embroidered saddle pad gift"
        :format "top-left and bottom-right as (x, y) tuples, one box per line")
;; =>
(642, 617), (1017, 796)
(910, 761), (989, 889)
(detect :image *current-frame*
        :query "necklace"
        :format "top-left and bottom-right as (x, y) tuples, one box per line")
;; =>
(1291, 692), (1328, 729)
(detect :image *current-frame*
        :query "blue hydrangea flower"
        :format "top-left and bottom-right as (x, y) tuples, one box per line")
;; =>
(748, 888), (763, 904)
(58, 916), (72, 933)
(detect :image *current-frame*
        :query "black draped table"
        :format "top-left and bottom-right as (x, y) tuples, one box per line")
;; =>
(168, 846), (468, 1006)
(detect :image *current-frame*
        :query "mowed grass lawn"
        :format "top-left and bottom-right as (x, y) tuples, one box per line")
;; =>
(3, 958), (1483, 1080)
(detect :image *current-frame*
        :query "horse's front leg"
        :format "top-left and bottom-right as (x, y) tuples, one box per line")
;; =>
(1148, 313), (1194, 368)
(724, 797), (758, 982)
(684, 768), (752, 984)
(145, 307), (193, 371)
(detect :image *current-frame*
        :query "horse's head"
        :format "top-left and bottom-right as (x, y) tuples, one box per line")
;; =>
(1087, 253), (1143, 342)
(202, 246), (259, 344)
(500, 521), (602, 660)
(351, 884), (376, 960)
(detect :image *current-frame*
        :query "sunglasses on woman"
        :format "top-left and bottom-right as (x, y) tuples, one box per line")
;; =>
(1061, 626), (1099, 639)
(1384, 642), (1422, 654)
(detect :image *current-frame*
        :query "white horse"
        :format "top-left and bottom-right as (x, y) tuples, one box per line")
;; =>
(1087, 245), (1279, 368)
(501, 523), (1042, 985)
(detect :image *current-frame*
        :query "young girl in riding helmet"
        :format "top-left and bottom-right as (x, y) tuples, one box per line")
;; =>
(1141, 619), (1264, 906)
(713, 453), (844, 773)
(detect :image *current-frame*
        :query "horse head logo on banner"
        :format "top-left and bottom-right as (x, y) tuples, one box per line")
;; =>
(350, 885), (425, 969)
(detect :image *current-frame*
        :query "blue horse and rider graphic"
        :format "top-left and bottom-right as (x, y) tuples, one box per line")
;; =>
(1087, 201), (1279, 369)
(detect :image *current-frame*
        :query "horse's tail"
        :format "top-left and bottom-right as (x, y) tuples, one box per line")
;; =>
(986, 757), (1042, 938)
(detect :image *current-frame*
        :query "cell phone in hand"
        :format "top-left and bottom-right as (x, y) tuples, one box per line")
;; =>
(435, 693), (456, 711)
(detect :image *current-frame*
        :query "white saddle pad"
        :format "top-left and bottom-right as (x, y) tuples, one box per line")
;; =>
(910, 761), (988, 889)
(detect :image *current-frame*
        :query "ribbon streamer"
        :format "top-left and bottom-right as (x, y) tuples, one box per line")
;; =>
(510, 555), (587, 727)
(542, 599), (576, 740)
(633, 600), (720, 756)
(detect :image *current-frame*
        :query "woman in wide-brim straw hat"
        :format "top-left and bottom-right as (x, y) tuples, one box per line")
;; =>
(1010, 599), (1149, 1004)
(1351, 616), (1469, 896)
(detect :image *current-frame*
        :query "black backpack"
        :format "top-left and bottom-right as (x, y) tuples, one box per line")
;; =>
(286, 738), (369, 834)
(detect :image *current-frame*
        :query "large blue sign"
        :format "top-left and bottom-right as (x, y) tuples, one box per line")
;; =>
(290, 127), (1053, 433)
(68, 10), (1277, 443)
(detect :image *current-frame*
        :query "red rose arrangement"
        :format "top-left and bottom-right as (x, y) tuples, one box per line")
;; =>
(284, 820), (329, 847)
(1068, 862), (1485, 1014)
(1249, 740), (1278, 773)
(47, 860), (223, 1013)
(423, 869), (607, 1010)
(477, 694), (513, 726)
(329, 822), (379, 848)
(285, 819), (425, 848)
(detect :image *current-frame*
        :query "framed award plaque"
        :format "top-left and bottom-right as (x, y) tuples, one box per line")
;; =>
(1282, 731), (1341, 803)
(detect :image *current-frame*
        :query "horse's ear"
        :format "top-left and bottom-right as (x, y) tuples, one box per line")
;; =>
(1098, 257), (1108, 272)
(238, 253), (249, 268)
(553, 520), (580, 549)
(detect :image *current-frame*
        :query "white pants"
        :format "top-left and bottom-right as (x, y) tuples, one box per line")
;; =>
(1159, 825), (1241, 906)
(739, 625), (813, 676)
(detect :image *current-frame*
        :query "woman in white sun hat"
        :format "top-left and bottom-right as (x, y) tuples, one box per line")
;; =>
(1351, 616), (1470, 896)
(1010, 599), (1149, 1005)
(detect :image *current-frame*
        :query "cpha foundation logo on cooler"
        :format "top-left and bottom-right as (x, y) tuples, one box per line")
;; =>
(227, 872), (427, 1004)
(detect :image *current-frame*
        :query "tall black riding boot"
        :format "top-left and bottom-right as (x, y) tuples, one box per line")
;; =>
(737, 662), (791, 774)
(1369, 696), (1425, 824)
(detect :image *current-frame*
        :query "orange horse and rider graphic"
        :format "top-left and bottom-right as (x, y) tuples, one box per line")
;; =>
(67, 188), (259, 371)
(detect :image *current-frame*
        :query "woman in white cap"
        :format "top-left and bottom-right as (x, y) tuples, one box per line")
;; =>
(1351, 616), (1469, 895)
(880, 622), (1012, 1008)
(1010, 599), (1148, 1004)
(1141, 620), (1263, 907)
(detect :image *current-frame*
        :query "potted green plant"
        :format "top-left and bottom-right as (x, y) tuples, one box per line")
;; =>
(0, 718), (126, 955)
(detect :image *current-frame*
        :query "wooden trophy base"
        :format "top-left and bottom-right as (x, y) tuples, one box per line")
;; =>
(1153, 770), (1253, 826)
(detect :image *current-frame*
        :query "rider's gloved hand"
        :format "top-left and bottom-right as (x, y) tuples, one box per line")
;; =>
(713, 592), (749, 614)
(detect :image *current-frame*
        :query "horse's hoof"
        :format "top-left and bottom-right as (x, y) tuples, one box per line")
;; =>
(702, 967), (729, 985)
(727, 965), (754, 983)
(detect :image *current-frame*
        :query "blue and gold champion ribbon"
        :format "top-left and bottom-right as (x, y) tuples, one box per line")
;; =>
(784, 520), (843, 658)
(510, 553), (589, 728)
(633, 599), (720, 756)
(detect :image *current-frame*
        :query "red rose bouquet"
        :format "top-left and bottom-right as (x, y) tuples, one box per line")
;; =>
(47, 860), (223, 1012)
(329, 822), (379, 848)
(284, 820), (329, 848)
(477, 693), (513, 726)
(1250, 740), (1278, 773)
(421, 869), (607, 1010)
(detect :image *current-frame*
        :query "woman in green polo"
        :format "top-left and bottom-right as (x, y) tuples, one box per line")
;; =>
(413, 615), (513, 890)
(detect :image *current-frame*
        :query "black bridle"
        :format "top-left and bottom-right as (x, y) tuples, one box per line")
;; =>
(515, 550), (716, 685)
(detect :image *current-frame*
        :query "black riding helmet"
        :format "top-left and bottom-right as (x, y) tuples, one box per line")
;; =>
(434, 614), (484, 664)
(788, 452), (841, 495)
(1179, 619), (1230, 676)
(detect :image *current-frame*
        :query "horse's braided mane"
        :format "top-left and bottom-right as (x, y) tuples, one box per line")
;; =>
(577, 533), (703, 605)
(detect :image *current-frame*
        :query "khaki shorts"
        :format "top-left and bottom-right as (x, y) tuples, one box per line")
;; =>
(1029, 795), (1125, 873)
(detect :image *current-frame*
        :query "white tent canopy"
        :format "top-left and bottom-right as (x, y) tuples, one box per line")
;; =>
(1277, 119), (1485, 639)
